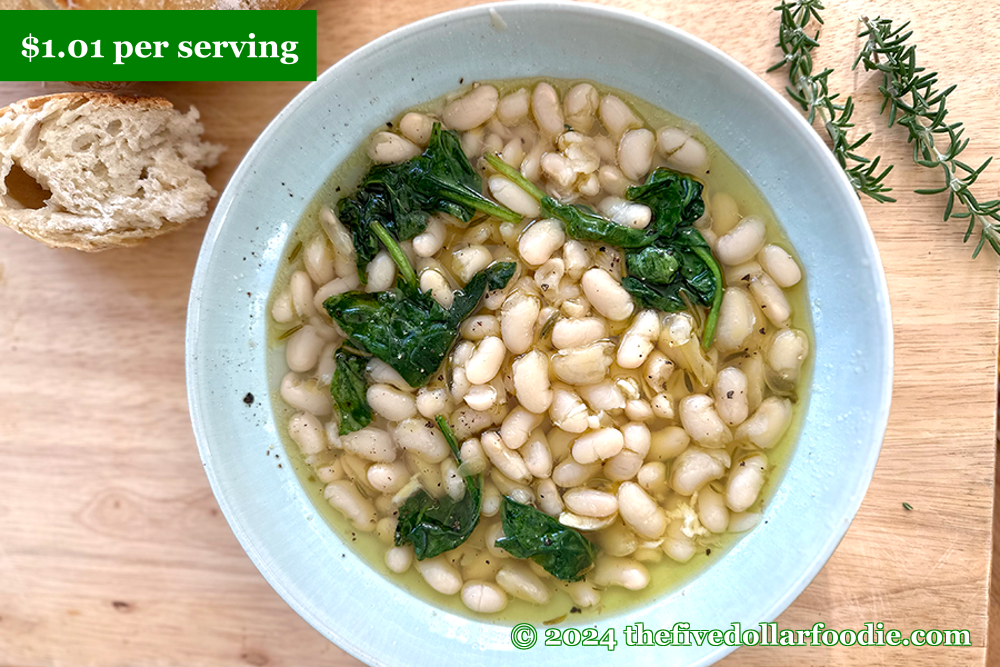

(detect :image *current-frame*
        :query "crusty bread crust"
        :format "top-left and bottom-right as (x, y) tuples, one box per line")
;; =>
(0, 92), (223, 251)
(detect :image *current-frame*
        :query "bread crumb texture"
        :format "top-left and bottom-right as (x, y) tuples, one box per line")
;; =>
(0, 92), (224, 251)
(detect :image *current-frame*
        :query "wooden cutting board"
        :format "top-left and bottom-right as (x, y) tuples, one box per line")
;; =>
(1, 0), (997, 665)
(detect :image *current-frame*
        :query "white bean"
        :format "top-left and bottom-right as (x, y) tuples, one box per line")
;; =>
(290, 270), (316, 318)
(420, 268), (454, 309)
(617, 482), (666, 538)
(637, 462), (668, 493)
(536, 478), (563, 516)
(591, 556), (649, 590)
(367, 460), (410, 494)
(461, 580), (508, 613)
(366, 358), (409, 391)
(480, 431), (531, 483)
(288, 412), (327, 455)
(619, 422), (651, 457)
(582, 268), (634, 321)
(481, 482), (502, 517)
(367, 384), (417, 422)
(657, 128), (710, 174)
(599, 95), (641, 138)
(578, 380), (624, 413)
(452, 245), (492, 283)
(318, 206), (357, 279)
(399, 112), (433, 146)
(488, 175), (541, 217)
(552, 340), (615, 386)
(598, 196), (652, 230)
(512, 350), (552, 414)
(518, 218), (565, 266)
(324, 480), (377, 531)
(710, 192), (741, 235)
(464, 336), (506, 385)
(571, 428), (624, 464)
(563, 83), (599, 132)
(648, 426), (690, 461)
(548, 385), (590, 434)
(564, 581), (601, 608)
(552, 317), (607, 349)
(716, 216), (766, 266)
(715, 287), (757, 352)
(625, 399), (653, 422)
(735, 397), (793, 449)
(617, 309), (660, 368)
(679, 394), (733, 447)
(698, 485), (730, 533)
(650, 393), (675, 419)
(416, 557), (463, 595)
(496, 563), (550, 604)
(501, 292), (540, 354)
(450, 406), (495, 441)
(617, 128), (655, 181)
(766, 328), (809, 389)
(280, 372), (331, 416)
(412, 216), (447, 258)
(313, 274), (361, 314)
(497, 88), (530, 125)
(464, 384), (499, 411)
(603, 449), (644, 482)
(749, 274), (791, 328)
(341, 426), (397, 462)
(531, 82), (564, 136)
(522, 431), (553, 478)
(499, 407), (544, 450)
(442, 457), (465, 501)
(304, 235), (335, 286)
(443, 85), (499, 131)
(759, 245), (801, 287)
(368, 131), (421, 164)
(598, 164), (630, 197)
(460, 314), (501, 342)
(416, 386), (451, 419)
(386, 545), (413, 573)
(662, 520), (697, 562)
(286, 325), (325, 372)
(458, 437), (488, 475)
(552, 458), (601, 488)
(563, 488), (619, 517)
(671, 447), (729, 495)
(727, 453), (768, 512)
(394, 418), (450, 462)
(272, 289), (294, 323)
(714, 367), (749, 426)
(728, 511), (762, 533)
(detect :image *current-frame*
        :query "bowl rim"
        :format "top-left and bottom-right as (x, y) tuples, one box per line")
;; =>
(186, 3), (894, 666)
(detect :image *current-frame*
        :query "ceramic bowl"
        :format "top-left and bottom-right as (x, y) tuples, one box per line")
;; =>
(186, 3), (893, 665)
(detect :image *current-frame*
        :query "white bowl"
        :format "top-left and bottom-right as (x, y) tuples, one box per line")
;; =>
(186, 3), (893, 665)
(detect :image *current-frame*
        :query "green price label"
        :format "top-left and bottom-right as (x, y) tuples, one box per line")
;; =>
(2, 10), (317, 82)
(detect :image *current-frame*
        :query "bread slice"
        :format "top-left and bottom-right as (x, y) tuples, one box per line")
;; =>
(0, 92), (224, 251)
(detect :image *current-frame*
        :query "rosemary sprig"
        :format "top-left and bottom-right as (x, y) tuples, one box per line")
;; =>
(857, 17), (1000, 258)
(768, 0), (895, 202)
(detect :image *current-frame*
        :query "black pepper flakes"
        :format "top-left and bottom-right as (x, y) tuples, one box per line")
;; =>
(243, 392), (255, 405)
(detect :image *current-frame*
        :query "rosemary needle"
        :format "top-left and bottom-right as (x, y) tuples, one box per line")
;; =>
(857, 16), (1000, 258)
(769, 0), (895, 203)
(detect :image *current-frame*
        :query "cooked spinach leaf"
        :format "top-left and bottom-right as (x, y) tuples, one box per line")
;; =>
(329, 349), (373, 435)
(323, 262), (516, 388)
(337, 124), (521, 280)
(626, 245), (681, 283)
(395, 415), (482, 560)
(625, 167), (706, 237)
(494, 497), (597, 582)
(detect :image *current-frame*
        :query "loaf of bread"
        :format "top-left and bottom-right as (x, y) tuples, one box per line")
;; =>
(0, 92), (224, 251)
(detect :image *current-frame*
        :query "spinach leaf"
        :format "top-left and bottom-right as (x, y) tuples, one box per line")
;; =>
(625, 167), (706, 237)
(395, 415), (482, 560)
(494, 497), (597, 582)
(323, 262), (516, 388)
(337, 124), (521, 279)
(626, 245), (681, 283)
(329, 349), (373, 436)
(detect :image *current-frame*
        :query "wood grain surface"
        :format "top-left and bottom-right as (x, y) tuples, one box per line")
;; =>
(1, 0), (998, 665)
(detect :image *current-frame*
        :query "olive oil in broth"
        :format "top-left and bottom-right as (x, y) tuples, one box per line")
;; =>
(268, 77), (812, 624)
